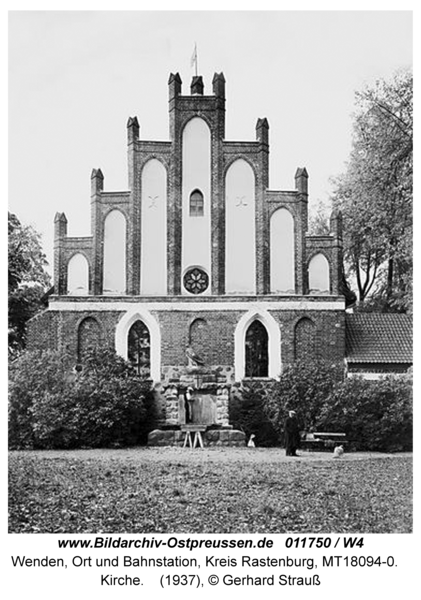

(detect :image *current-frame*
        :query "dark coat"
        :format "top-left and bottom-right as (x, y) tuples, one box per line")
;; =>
(284, 415), (300, 455)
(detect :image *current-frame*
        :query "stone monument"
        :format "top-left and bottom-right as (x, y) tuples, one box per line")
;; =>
(148, 344), (245, 446)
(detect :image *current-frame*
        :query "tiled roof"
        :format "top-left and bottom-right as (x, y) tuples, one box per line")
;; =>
(345, 313), (412, 363)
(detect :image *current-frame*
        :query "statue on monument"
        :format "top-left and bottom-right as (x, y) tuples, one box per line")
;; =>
(186, 345), (206, 367)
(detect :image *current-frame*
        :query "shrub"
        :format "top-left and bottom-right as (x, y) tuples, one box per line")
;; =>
(259, 360), (412, 452)
(8, 349), (73, 449)
(70, 348), (148, 448)
(9, 347), (150, 449)
(316, 374), (413, 452)
(229, 381), (279, 446)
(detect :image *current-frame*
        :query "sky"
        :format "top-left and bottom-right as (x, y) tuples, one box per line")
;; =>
(8, 10), (412, 273)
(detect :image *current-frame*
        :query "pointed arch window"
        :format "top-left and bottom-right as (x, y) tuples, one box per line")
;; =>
(67, 253), (89, 295)
(245, 320), (269, 377)
(270, 207), (295, 293)
(308, 253), (330, 293)
(103, 209), (126, 294)
(128, 320), (151, 378)
(189, 189), (204, 217)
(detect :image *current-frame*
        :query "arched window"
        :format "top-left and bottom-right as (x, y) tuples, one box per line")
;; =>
(77, 317), (101, 362)
(235, 309), (281, 380)
(295, 317), (317, 361)
(225, 159), (256, 293)
(103, 209), (126, 294)
(67, 253), (89, 295)
(128, 320), (151, 378)
(270, 208), (295, 293)
(308, 253), (330, 293)
(245, 320), (269, 377)
(141, 158), (167, 294)
(189, 189), (204, 217)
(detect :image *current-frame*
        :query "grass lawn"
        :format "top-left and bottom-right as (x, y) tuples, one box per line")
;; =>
(8, 448), (412, 534)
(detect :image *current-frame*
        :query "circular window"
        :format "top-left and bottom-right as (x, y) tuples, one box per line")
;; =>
(183, 267), (209, 294)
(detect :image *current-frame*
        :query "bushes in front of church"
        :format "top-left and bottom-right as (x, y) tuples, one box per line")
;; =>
(9, 349), (72, 449)
(262, 361), (412, 452)
(9, 348), (150, 449)
(231, 360), (412, 452)
(316, 374), (413, 452)
(229, 381), (279, 446)
(230, 361), (343, 446)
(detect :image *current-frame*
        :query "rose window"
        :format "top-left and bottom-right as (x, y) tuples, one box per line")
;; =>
(183, 267), (209, 294)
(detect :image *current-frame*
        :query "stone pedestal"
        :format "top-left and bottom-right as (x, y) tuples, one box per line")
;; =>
(216, 386), (230, 426)
(164, 385), (179, 426)
(148, 427), (246, 447)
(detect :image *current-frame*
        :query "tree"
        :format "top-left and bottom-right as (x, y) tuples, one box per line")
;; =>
(8, 212), (51, 357)
(308, 198), (331, 236)
(331, 70), (412, 311)
(263, 360), (344, 441)
(229, 381), (280, 446)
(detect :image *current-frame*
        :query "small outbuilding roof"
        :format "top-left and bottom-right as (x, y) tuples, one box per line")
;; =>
(345, 313), (412, 364)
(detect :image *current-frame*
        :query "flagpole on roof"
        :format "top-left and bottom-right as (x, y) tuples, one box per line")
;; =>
(191, 42), (198, 76)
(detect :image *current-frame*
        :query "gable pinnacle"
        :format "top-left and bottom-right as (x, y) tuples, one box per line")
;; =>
(168, 72), (182, 99)
(54, 212), (67, 223)
(295, 167), (308, 179)
(191, 75), (204, 95)
(127, 116), (139, 128)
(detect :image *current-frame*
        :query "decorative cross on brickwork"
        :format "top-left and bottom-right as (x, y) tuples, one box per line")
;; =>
(235, 195), (248, 207)
(148, 195), (159, 208)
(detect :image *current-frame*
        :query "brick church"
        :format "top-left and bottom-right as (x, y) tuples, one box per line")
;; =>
(28, 71), (411, 441)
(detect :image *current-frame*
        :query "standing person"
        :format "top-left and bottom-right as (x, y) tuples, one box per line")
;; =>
(284, 410), (300, 456)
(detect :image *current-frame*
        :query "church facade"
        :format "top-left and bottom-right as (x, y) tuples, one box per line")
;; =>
(28, 72), (349, 432)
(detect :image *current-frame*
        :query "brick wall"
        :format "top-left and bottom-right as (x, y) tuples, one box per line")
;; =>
(272, 309), (346, 365)
(27, 302), (345, 378)
(156, 309), (242, 366)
